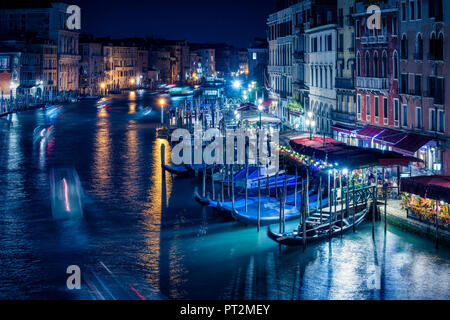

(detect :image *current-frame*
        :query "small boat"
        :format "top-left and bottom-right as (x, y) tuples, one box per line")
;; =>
(29, 103), (46, 109)
(267, 206), (369, 246)
(215, 193), (327, 226)
(79, 95), (102, 100)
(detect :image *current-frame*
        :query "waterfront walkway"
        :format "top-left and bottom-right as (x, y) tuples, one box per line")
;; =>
(379, 200), (450, 245)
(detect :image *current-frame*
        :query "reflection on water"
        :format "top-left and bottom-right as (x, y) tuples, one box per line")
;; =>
(129, 102), (136, 115)
(92, 108), (112, 198)
(0, 93), (448, 300)
(139, 139), (173, 292)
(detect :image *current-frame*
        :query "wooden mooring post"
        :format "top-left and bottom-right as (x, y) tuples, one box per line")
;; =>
(257, 166), (261, 232)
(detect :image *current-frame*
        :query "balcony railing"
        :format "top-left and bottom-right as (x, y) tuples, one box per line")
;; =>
(293, 51), (304, 61)
(356, 77), (388, 90)
(335, 77), (355, 89)
(361, 35), (387, 45)
(331, 110), (356, 122)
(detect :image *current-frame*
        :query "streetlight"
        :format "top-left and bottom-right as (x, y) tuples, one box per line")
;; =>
(159, 98), (166, 124)
(306, 111), (315, 140)
(232, 80), (242, 90)
(258, 103), (264, 130)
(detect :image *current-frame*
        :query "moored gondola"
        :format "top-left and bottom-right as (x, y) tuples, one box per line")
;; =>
(162, 163), (191, 177)
(267, 207), (369, 246)
(193, 187), (211, 205)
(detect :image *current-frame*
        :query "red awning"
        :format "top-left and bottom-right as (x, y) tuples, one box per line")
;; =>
(373, 129), (407, 145)
(237, 103), (257, 111)
(263, 99), (275, 108)
(392, 134), (433, 156)
(401, 176), (450, 203)
(356, 126), (385, 140)
(289, 136), (422, 170)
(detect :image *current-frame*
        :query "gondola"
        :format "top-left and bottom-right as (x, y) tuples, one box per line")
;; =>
(193, 187), (211, 205)
(267, 207), (369, 246)
(162, 163), (191, 177)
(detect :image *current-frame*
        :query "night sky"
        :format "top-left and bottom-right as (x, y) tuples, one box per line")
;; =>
(71, 0), (275, 48)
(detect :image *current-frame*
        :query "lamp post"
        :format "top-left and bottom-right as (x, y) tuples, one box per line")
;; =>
(258, 101), (264, 130)
(306, 111), (315, 140)
(160, 98), (166, 125)
(100, 82), (106, 96)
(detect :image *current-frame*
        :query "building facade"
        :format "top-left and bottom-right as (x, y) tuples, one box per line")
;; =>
(354, 0), (399, 143)
(306, 23), (338, 135)
(79, 42), (104, 95)
(267, 5), (295, 121)
(333, 0), (357, 139)
(0, 2), (81, 94)
(248, 40), (269, 88)
(398, 0), (449, 174)
(103, 45), (138, 90)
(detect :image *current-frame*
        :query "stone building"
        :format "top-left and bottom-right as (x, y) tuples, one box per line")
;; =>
(103, 45), (138, 90)
(354, 0), (400, 144)
(0, 2), (80, 94)
(333, 0), (357, 139)
(79, 42), (104, 95)
(306, 23), (338, 135)
(398, 0), (449, 174)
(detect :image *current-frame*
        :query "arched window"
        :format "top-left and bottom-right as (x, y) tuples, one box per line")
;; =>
(393, 51), (399, 80)
(437, 32), (444, 60)
(415, 33), (423, 60)
(430, 32), (436, 60)
(401, 34), (408, 59)
(382, 51), (388, 78)
(374, 51), (379, 78)
(356, 51), (361, 76)
(365, 51), (370, 77)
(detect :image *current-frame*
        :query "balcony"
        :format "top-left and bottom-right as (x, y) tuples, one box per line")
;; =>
(293, 80), (307, 90)
(267, 65), (292, 75)
(331, 110), (356, 122)
(361, 35), (387, 45)
(294, 24), (304, 34)
(377, 35), (387, 43)
(293, 51), (304, 62)
(356, 77), (388, 90)
(335, 77), (354, 90)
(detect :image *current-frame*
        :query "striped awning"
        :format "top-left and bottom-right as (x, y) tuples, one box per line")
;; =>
(356, 126), (385, 140)
(373, 129), (407, 145)
(392, 134), (433, 156)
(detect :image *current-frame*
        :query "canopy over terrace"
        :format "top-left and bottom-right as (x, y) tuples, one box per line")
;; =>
(287, 136), (422, 170)
(401, 176), (450, 203)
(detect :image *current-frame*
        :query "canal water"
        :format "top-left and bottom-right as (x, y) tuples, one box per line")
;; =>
(0, 92), (449, 300)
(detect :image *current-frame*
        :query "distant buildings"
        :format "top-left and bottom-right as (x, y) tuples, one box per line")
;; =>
(79, 41), (104, 95)
(248, 40), (268, 88)
(103, 45), (138, 90)
(0, 1), (80, 96)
